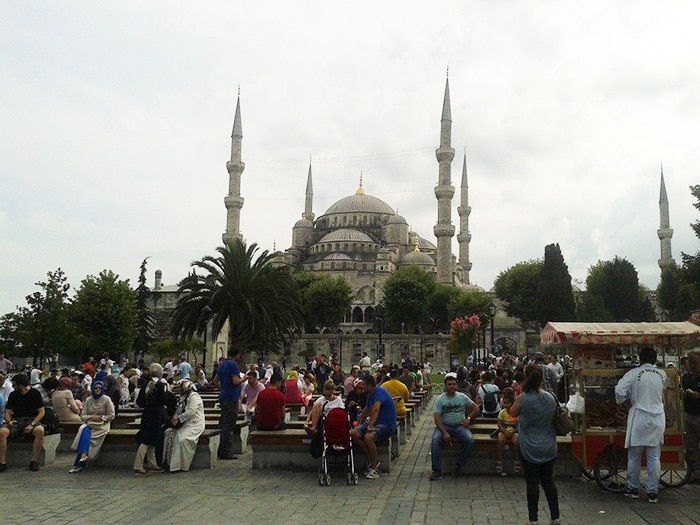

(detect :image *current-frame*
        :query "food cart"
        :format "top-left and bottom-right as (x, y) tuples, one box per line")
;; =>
(540, 321), (700, 492)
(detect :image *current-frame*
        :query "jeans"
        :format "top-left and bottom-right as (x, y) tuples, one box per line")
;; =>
(627, 444), (661, 493)
(520, 454), (559, 523)
(430, 425), (475, 472)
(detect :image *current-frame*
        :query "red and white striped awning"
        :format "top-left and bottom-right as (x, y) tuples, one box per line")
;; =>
(540, 321), (700, 346)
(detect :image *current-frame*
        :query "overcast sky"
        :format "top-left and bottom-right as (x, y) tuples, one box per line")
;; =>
(2, 1), (699, 315)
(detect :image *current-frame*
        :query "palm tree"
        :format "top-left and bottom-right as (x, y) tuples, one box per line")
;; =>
(171, 240), (304, 361)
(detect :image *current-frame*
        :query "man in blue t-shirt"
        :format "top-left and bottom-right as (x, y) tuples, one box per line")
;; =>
(430, 375), (481, 480)
(351, 373), (396, 480)
(214, 348), (244, 459)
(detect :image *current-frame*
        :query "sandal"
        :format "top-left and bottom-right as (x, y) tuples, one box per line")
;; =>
(496, 461), (503, 474)
(514, 460), (522, 474)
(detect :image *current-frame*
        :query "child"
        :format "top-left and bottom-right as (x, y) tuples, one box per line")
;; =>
(496, 388), (520, 475)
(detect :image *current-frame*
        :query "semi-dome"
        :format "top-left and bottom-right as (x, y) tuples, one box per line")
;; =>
(387, 213), (407, 225)
(318, 228), (374, 243)
(294, 218), (313, 228)
(322, 192), (395, 216)
(324, 253), (353, 261)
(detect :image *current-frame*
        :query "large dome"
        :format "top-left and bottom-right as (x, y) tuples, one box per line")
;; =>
(322, 192), (395, 216)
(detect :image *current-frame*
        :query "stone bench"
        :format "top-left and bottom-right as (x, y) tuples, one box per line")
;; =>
(435, 433), (578, 477)
(88, 429), (221, 469)
(250, 429), (395, 473)
(5, 432), (61, 467)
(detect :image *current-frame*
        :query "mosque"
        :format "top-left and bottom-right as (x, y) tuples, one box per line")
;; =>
(151, 77), (676, 370)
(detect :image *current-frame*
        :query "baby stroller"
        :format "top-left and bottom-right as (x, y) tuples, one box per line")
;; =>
(317, 407), (358, 486)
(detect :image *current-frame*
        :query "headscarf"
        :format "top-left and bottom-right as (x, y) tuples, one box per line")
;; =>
(149, 363), (163, 379)
(179, 379), (195, 397)
(92, 380), (105, 400)
(58, 376), (73, 390)
(287, 371), (298, 380)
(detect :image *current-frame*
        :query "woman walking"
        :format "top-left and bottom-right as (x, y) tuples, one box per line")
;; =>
(508, 365), (560, 525)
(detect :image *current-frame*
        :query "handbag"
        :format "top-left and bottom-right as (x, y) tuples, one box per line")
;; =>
(550, 393), (574, 436)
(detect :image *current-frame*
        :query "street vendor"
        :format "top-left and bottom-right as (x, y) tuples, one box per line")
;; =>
(614, 347), (667, 503)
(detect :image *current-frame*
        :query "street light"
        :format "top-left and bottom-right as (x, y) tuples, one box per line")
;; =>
(199, 305), (212, 369)
(488, 302), (497, 355)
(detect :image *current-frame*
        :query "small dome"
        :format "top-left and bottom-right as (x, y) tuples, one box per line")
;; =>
(387, 213), (407, 225)
(409, 231), (436, 251)
(319, 228), (374, 244)
(294, 218), (313, 228)
(463, 283), (487, 293)
(400, 250), (435, 267)
(322, 193), (395, 216)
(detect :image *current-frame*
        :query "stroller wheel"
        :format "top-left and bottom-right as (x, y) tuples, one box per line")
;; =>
(346, 472), (353, 485)
(318, 473), (325, 486)
(353, 473), (359, 485)
(325, 473), (332, 485)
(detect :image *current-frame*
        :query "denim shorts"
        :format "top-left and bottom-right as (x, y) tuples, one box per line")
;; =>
(356, 422), (392, 441)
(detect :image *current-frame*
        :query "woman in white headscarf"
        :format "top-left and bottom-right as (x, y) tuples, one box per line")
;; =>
(162, 379), (205, 472)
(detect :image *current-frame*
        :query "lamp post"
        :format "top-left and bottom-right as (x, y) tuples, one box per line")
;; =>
(199, 305), (212, 369)
(339, 332), (344, 371)
(488, 302), (497, 355)
(419, 325), (424, 366)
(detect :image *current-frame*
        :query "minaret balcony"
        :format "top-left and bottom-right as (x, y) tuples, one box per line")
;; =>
(657, 227), (673, 239)
(226, 160), (246, 173)
(457, 232), (471, 243)
(224, 195), (245, 209)
(433, 224), (455, 237)
(434, 185), (455, 199)
(435, 147), (455, 163)
(457, 205), (471, 216)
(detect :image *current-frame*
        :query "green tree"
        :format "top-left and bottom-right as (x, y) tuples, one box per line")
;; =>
(579, 257), (645, 321)
(446, 290), (492, 327)
(380, 266), (436, 333)
(71, 270), (138, 361)
(133, 257), (156, 362)
(10, 269), (76, 365)
(427, 283), (462, 333)
(657, 262), (685, 320)
(537, 243), (576, 326)
(674, 185), (700, 317)
(493, 260), (543, 326)
(294, 273), (352, 332)
(171, 240), (304, 361)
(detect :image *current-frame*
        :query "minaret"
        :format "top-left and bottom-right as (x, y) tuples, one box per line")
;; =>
(223, 90), (245, 244)
(456, 151), (472, 283)
(303, 158), (314, 222)
(658, 164), (674, 270)
(433, 74), (456, 284)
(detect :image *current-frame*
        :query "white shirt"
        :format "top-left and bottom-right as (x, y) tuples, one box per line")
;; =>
(1, 378), (13, 402)
(548, 361), (564, 381)
(359, 356), (371, 370)
(615, 363), (667, 448)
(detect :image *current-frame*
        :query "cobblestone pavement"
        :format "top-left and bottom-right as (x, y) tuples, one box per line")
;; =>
(1, 400), (698, 525)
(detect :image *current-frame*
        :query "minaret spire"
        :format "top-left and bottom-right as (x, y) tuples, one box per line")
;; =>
(658, 163), (674, 270)
(223, 90), (245, 244)
(434, 73), (456, 284)
(457, 150), (472, 283)
(303, 157), (314, 221)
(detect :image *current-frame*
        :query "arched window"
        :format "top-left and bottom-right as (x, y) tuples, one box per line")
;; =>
(352, 215), (357, 226)
(352, 307), (363, 323)
(343, 216), (347, 226)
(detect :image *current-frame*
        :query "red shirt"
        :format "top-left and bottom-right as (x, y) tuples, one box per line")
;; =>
(255, 387), (285, 429)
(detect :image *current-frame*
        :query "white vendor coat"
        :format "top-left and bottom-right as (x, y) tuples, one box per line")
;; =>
(615, 363), (667, 448)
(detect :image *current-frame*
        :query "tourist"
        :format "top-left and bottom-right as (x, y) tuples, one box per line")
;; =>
(615, 347), (667, 503)
(133, 363), (168, 475)
(163, 379), (205, 473)
(508, 365), (560, 525)
(350, 374), (396, 480)
(343, 366), (361, 396)
(359, 352), (371, 371)
(283, 371), (304, 407)
(195, 365), (208, 389)
(213, 348), (244, 459)
(255, 373), (286, 431)
(477, 371), (501, 418)
(52, 376), (82, 423)
(301, 373), (316, 407)
(177, 357), (193, 381)
(682, 350), (700, 482)
(429, 375), (480, 480)
(0, 371), (13, 402)
(381, 368), (410, 418)
(345, 378), (367, 424)
(496, 388), (520, 475)
(330, 364), (345, 387)
(0, 373), (46, 472)
(68, 380), (115, 473)
(305, 379), (345, 434)
(241, 369), (266, 417)
(0, 353), (13, 374)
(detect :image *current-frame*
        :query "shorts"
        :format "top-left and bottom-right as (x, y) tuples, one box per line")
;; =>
(356, 422), (392, 441)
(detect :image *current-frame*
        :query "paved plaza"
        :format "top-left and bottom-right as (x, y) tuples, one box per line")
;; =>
(1, 400), (699, 525)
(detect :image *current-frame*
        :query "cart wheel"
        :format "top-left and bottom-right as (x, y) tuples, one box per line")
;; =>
(346, 472), (353, 485)
(579, 465), (595, 481)
(660, 458), (691, 488)
(325, 473), (331, 486)
(353, 473), (359, 485)
(318, 472), (326, 486)
(594, 445), (628, 493)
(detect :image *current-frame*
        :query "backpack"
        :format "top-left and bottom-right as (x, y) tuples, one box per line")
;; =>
(481, 386), (498, 413)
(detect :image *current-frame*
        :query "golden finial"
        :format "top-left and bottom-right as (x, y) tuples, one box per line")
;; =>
(355, 171), (365, 195)
(413, 235), (420, 252)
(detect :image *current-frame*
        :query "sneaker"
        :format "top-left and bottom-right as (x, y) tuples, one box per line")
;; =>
(623, 487), (639, 499)
(451, 462), (461, 478)
(365, 468), (380, 480)
(647, 493), (658, 504)
(29, 461), (40, 472)
(68, 466), (84, 474)
(429, 470), (443, 481)
(133, 469), (151, 476)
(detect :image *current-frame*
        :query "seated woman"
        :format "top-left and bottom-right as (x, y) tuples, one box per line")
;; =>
(52, 376), (82, 423)
(301, 373), (316, 408)
(162, 380), (205, 473)
(345, 378), (367, 424)
(69, 381), (115, 473)
(283, 371), (304, 406)
(304, 380), (345, 434)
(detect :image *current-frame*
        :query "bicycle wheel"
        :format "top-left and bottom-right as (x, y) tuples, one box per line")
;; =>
(660, 458), (691, 488)
(594, 445), (628, 493)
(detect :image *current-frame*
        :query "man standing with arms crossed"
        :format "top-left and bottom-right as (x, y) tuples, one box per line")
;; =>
(615, 347), (668, 503)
